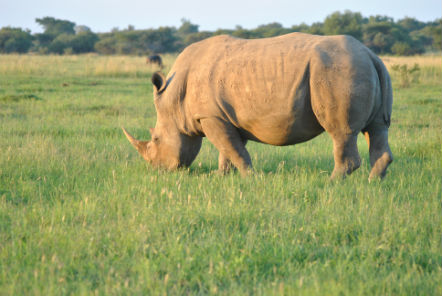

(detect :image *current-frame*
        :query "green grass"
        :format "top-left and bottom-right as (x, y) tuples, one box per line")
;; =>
(1, 54), (441, 295)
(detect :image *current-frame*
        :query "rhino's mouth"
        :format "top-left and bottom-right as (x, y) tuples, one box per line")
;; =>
(123, 127), (183, 170)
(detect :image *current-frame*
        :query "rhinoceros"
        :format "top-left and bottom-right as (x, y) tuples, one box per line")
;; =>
(123, 32), (393, 180)
(146, 55), (163, 68)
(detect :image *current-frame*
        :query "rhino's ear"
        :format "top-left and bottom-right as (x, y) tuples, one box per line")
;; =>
(152, 72), (167, 94)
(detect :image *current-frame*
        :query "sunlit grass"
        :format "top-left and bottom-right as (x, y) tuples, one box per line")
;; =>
(1, 54), (441, 295)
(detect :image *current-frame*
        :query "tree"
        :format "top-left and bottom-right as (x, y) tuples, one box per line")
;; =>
(94, 35), (118, 54)
(34, 33), (53, 48)
(1, 11), (439, 56)
(362, 16), (424, 55)
(177, 19), (199, 37)
(323, 10), (364, 40)
(368, 15), (394, 24)
(183, 31), (213, 46)
(0, 27), (33, 53)
(291, 23), (311, 33)
(307, 22), (324, 35)
(71, 32), (99, 53)
(397, 17), (426, 33)
(94, 26), (181, 55)
(75, 25), (92, 34)
(48, 34), (74, 54)
(424, 19), (442, 51)
(141, 27), (180, 53)
(252, 22), (289, 38)
(232, 26), (255, 39)
(36, 17), (76, 37)
(34, 17), (76, 53)
(363, 21), (396, 54)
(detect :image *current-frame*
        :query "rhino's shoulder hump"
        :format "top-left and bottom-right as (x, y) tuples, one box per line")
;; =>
(186, 34), (238, 50)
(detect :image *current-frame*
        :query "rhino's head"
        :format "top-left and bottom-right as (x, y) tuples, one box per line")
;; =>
(122, 72), (202, 170)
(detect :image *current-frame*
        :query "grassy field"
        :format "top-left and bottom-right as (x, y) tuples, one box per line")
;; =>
(0, 53), (441, 295)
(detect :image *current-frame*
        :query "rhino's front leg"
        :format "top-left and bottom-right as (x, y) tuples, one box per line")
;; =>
(200, 117), (252, 176)
(218, 137), (248, 174)
(218, 153), (234, 174)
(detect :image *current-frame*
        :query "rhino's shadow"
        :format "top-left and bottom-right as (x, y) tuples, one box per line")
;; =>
(187, 152), (349, 176)
(256, 153), (335, 174)
(186, 134), (373, 176)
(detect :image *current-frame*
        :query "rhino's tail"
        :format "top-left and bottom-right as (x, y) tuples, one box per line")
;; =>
(368, 50), (393, 127)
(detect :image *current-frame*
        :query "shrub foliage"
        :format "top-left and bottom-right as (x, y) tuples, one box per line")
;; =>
(1, 12), (441, 55)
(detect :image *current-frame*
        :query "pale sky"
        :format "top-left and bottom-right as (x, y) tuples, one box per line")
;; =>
(1, 0), (441, 33)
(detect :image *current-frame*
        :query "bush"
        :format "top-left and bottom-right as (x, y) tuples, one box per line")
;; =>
(391, 63), (420, 88)
(1, 12), (441, 55)
(71, 32), (98, 53)
(391, 42), (414, 55)
(94, 37), (117, 55)
(48, 34), (74, 54)
(0, 27), (33, 53)
(323, 10), (364, 40)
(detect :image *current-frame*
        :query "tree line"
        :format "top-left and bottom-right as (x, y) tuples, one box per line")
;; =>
(1, 11), (441, 56)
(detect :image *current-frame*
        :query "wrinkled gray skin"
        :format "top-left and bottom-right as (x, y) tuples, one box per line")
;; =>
(123, 33), (393, 180)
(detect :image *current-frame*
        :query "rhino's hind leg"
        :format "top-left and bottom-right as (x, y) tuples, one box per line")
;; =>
(364, 128), (393, 181)
(200, 118), (252, 176)
(330, 133), (361, 180)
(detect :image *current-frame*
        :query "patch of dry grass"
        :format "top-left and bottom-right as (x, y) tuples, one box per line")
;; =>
(382, 55), (442, 84)
(381, 55), (442, 68)
(0, 54), (176, 77)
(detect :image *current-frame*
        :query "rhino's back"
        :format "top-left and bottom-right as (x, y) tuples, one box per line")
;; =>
(171, 33), (377, 145)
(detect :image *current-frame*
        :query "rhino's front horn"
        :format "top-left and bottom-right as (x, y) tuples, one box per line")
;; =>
(122, 127), (149, 156)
